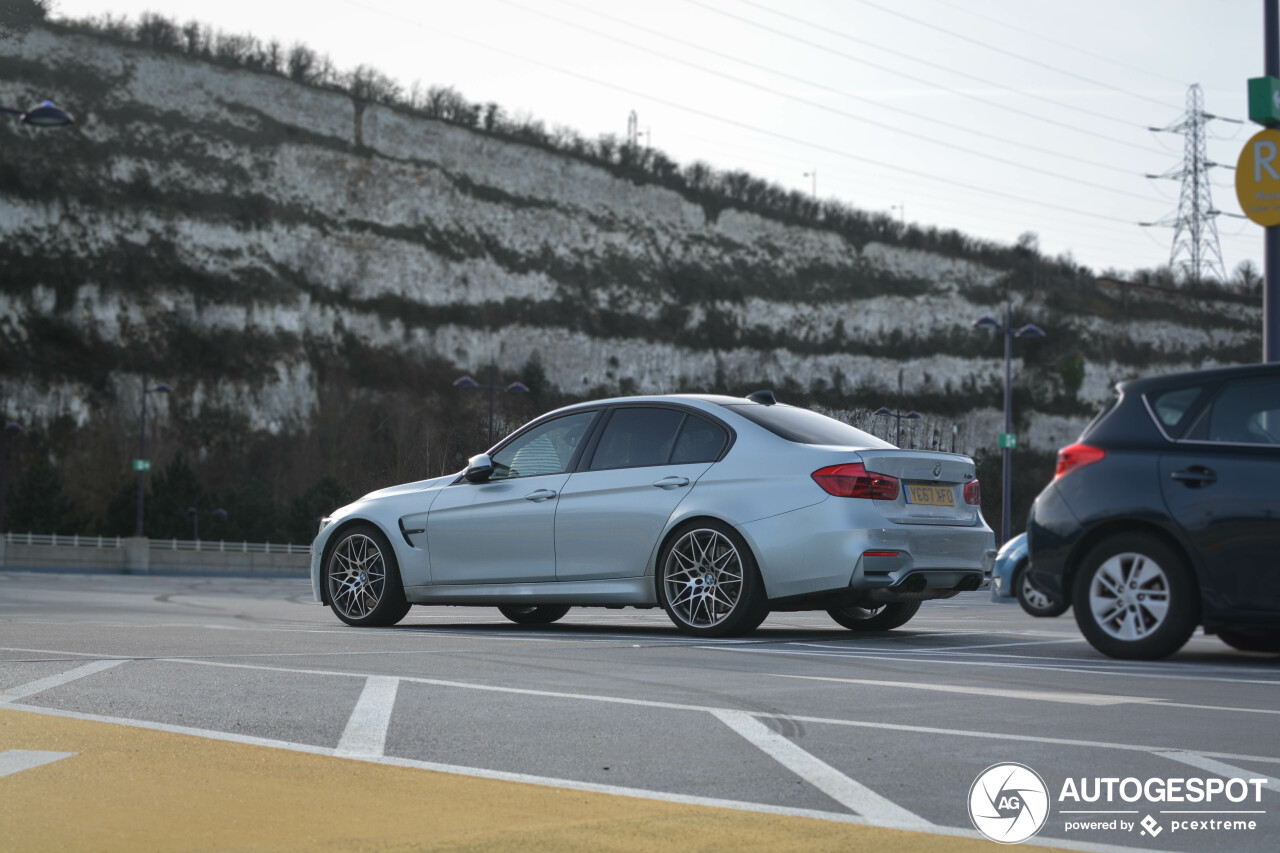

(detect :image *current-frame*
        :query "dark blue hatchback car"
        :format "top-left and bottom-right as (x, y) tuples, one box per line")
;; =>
(1027, 363), (1280, 659)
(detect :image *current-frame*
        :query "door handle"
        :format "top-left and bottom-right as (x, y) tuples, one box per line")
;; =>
(652, 476), (690, 490)
(1171, 466), (1216, 487)
(523, 489), (558, 502)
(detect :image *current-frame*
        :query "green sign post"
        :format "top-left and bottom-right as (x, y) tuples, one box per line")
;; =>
(997, 433), (1018, 450)
(132, 459), (151, 472)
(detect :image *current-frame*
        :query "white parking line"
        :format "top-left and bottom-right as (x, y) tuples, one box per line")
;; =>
(711, 709), (931, 829)
(703, 644), (1280, 687)
(334, 676), (399, 759)
(1157, 752), (1280, 793)
(97, 657), (1280, 767)
(772, 674), (1159, 706)
(0, 749), (76, 778)
(0, 660), (126, 703)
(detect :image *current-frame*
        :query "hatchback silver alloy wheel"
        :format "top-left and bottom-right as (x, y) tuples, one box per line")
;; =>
(663, 528), (744, 628)
(328, 533), (386, 621)
(1019, 574), (1054, 612)
(1088, 551), (1170, 641)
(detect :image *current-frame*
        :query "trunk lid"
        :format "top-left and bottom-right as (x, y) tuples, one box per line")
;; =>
(855, 449), (981, 526)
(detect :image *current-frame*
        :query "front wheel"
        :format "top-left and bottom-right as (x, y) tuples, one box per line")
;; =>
(828, 601), (921, 631)
(657, 521), (768, 637)
(498, 605), (571, 625)
(325, 524), (411, 627)
(1071, 533), (1198, 660)
(1015, 563), (1070, 617)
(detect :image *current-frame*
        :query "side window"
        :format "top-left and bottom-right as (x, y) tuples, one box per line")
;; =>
(490, 411), (596, 479)
(1147, 386), (1202, 436)
(589, 408), (685, 471)
(671, 415), (728, 464)
(1203, 377), (1280, 445)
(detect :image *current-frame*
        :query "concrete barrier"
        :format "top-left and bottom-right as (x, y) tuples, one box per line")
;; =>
(0, 536), (309, 576)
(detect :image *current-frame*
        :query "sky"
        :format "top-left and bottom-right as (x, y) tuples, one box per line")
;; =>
(49, 0), (1268, 278)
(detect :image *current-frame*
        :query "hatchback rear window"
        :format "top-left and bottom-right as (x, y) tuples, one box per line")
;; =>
(721, 404), (892, 447)
(1145, 386), (1204, 437)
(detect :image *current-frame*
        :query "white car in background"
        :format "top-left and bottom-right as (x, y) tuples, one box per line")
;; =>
(312, 393), (995, 637)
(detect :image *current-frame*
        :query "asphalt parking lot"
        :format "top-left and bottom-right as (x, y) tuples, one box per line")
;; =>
(2, 571), (1277, 852)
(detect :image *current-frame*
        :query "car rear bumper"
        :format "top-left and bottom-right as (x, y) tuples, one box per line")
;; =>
(736, 496), (994, 601)
(1025, 482), (1082, 600)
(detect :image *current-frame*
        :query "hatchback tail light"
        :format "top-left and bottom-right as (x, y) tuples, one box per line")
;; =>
(812, 463), (900, 500)
(963, 479), (981, 505)
(1054, 443), (1106, 479)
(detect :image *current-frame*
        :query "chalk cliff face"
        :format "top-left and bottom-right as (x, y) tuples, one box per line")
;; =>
(0, 23), (1260, 504)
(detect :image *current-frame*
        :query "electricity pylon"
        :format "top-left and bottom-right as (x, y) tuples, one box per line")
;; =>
(1142, 84), (1237, 284)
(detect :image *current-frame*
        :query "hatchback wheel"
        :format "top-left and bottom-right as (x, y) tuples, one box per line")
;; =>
(658, 521), (767, 637)
(325, 525), (411, 627)
(1217, 629), (1280, 654)
(1015, 562), (1070, 617)
(498, 605), (571, 625)
(1072, 533), (1198, 660)
(828, 601), (921, 631)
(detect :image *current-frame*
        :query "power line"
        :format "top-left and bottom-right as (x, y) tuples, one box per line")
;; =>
(850, 0), (1184, 112)
(337, 0), (1140, 226)
(924, 0), (1190, 88)
(551, 0), (1141, 179)
(496, 0), (1154, 200)
(718, 0), (1168, 149)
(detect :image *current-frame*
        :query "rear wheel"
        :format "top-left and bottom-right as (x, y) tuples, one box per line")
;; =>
(325, 524), (411, 627)
(1217, 629), (1280, 654)
(498, 605), (571, 625)
(1015, 563), (1070, 617)
(828, 601), (921, 631)
(1071, 533), (1198, 660)
(658, 521), (768, 637)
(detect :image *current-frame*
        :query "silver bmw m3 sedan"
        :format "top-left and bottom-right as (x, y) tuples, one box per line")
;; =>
(311, 392), (996, 637)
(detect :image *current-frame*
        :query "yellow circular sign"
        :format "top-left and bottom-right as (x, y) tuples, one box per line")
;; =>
(1236, 128), (1280, 226)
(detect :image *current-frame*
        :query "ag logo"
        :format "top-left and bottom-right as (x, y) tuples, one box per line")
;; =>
(968, 763), (1050, 844)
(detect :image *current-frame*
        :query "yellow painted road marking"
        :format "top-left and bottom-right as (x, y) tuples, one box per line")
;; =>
(0, 707), (1014, 852)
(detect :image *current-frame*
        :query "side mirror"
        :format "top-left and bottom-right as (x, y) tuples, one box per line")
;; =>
(464, 453), (494, 483)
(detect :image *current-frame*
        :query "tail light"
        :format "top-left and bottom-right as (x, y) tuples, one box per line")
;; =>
(964, 479), (981, 505)
(812, 463), (900, 500)
(1055, 443), (1106, 479)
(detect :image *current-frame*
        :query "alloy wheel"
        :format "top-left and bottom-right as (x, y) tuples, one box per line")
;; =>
(663, 528), (744, 628)
(1087, 551), (1170, 641)
(328, 533), (386, 621)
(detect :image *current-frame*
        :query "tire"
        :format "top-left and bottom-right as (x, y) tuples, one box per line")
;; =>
(1071, 533), (1198, 660)
(828, 601), (922, 632)
(1217, 629), (1280, 654)
(498, 605), (571, 625)
(325, 524), (411, 627)
(657, 520), (768, 638)
(1015, 562), (1070, 618)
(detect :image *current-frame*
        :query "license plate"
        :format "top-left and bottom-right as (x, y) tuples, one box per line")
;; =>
(905, 484), (956, 507)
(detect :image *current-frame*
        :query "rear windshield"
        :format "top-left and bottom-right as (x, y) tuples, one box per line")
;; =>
(720, 404), (893, 448)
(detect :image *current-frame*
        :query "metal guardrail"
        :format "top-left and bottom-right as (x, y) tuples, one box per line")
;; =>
(2, 532), (311, 555)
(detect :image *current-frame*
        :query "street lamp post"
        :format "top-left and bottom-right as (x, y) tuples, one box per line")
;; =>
(0, 101), (72, 537)
(187, 506), (227, 542)
(973, 307), (1046, 545)
(0, 422), (22, 533)
(453, 362), (529, 446)
(873, 406), (922, 448)
(134, 376), (172, 538)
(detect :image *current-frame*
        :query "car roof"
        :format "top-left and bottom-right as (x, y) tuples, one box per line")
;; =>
(1117, 362), (1280, 395)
